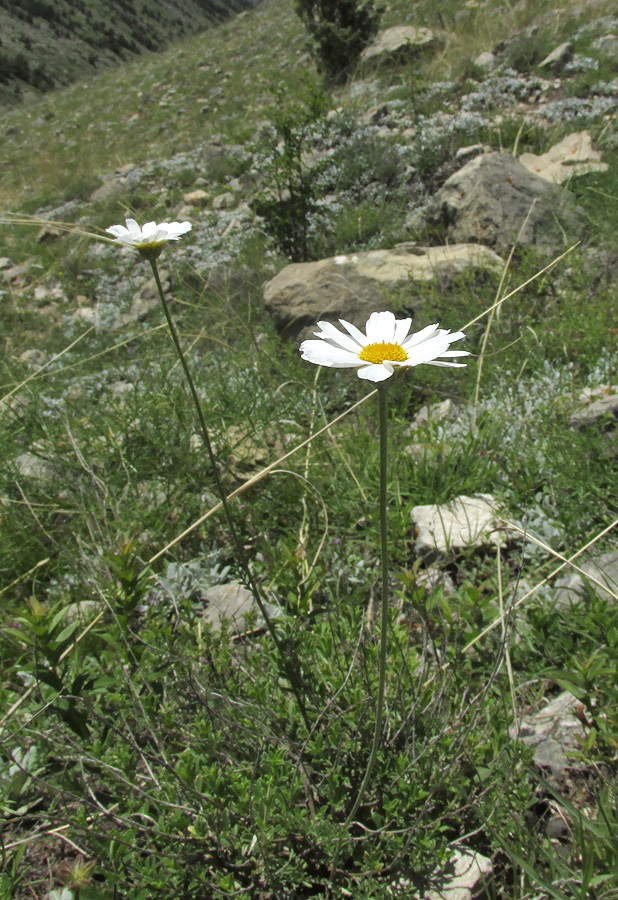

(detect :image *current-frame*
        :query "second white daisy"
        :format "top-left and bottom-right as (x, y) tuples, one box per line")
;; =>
(300, 311), (469, 382)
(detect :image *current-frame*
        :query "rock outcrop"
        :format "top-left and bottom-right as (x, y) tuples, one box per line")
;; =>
(263, 244), (502, 337)
(423, 152), (582, 251)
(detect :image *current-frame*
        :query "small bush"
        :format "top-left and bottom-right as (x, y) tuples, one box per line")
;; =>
(294, 0), (384, 81)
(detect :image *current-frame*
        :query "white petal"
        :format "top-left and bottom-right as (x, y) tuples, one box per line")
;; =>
(141, 221), (158, 238)
(393, 317), (412, 345)
(337, 318), (367, 347)
(437, 349), (470, 358)
(106, 224), (131, 240)
(300, 341), (361, 367)
(365, 311), (396, 343)
(425, 361), (468, 367)
(402, 323), (440, 349)
(125, 219), (142, 238)
(168, 221), (192, 236)
(315, 320), (363, 353)
(358, 363), (394, 382)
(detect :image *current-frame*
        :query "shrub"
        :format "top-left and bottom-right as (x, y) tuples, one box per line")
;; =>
(294, 0), (384, 81)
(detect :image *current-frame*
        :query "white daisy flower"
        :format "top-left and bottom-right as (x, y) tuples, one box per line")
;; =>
(300, 311), (469, 383)
(105, 218), (191, 257)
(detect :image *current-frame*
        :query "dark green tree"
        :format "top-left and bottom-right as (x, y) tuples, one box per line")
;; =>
(294, 0), (384, 81)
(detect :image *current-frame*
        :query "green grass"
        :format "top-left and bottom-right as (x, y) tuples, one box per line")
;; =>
(2, 0), (618, 897)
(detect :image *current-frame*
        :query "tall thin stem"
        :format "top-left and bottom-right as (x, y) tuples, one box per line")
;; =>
(148, 259), (311, 730)
(330, 382), (390, 884)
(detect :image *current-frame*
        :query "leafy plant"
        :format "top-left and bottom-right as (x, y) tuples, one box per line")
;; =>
(294, 0), (384, 81)
(253, 81), (330, 261)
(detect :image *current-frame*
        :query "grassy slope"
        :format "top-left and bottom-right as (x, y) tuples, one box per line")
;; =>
(1, 0), (618, 896)
(0, 0), (256, 106)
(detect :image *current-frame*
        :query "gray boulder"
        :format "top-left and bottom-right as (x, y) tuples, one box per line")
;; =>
(423, 152), (581, 251)
(263, 243), (502, 337)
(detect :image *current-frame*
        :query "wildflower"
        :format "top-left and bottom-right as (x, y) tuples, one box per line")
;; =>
(300, 311), (468, 382)
(106, 218), (191, 259)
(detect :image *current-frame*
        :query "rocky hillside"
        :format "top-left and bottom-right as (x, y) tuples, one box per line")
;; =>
(0, 0), (260, 105)
(2, 0), (618, 896)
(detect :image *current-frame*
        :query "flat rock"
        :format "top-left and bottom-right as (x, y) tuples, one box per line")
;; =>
(412, 494), (503, 558)
(552, 549), (618, 607)
(511, 691), (586, 772)
(361, 26), (438, 64)
(423, 152), (581, 251)
(201, 582), (279, 633)
(570, 384), (618, 428)
(520, 131), (608, 184)
(263, 244), (503, 337)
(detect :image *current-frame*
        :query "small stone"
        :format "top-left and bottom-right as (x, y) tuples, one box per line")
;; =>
(13, 452), (55, 481)
(538, 42), (574, 71)
(511, 692), (586, 772)
(569, 384), (618, 427)
(0, 258), (13, 270)
(412, 494), (503, 558)
(474, 51), (495, 70)
(408, 399), (453, 431)
(212, 191), (235, 210)
(424, 849), (493, 900)
(183, 188), (210, 206)
(552, 549), (618, 607)
(201, 582), (280, 633)
(361, 26), (438, 64)
(19, 349), (47, 368)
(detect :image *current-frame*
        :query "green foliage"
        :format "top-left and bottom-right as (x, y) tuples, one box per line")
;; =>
(294, 0), (384, 81)
(253, 81), (330, 261)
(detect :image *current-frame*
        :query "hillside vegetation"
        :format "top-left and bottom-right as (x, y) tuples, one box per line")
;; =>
(0, 0), (259, 106)
(1, 0), (618, 897)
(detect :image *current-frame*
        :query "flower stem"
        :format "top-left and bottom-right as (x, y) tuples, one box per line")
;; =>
(149, 259), (311, 730)
(330, 382), (390, 884)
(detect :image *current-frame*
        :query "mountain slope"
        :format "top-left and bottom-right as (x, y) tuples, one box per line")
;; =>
(0, 0), (260, 105)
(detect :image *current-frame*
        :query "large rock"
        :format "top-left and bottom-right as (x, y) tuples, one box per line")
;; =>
(412, 494), (503, 558)
(423, 152), (581, 251)
(263, 244), (503, 337)
(361, 26), (438, 64)
(520, 131), (608, 184)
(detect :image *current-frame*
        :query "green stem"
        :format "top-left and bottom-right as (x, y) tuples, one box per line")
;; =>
(148, 259), (311, 731)
(330, 382), (390, 884)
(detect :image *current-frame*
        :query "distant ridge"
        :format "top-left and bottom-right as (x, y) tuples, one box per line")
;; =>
(0, 0), (262, 105)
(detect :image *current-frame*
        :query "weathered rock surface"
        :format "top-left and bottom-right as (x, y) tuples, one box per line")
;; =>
(520, 131), (608, 184)
(424, 153), (581, 251)
(201, 582), (279, 633)
(511, 691), (586, 772)
(412, 494), (503, 558)
(361, 26), (438, 64)
(570, 384), (618, 428)
(552, 549), (618, 607)
(263, 244), (503, 336)
(424, 849), (493, 900)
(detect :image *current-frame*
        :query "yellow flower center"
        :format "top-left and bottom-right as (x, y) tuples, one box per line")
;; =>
(359, 341), (408, 365)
